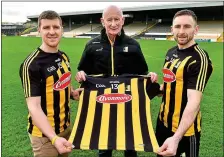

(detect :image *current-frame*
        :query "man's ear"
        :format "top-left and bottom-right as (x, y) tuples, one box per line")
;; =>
(100, 18), (104, 27)
(171, 26), (174, 35)
(194, 25), (199, 35)
(122, 17), (125, 26)
(61, 26), (64, 34)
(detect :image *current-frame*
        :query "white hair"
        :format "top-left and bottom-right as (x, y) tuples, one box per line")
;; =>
(102, 5), (123, 19)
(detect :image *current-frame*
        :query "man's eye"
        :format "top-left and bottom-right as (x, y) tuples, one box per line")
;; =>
(185, 25), (191, 28)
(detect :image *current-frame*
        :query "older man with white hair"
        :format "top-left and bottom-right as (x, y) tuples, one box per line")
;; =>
(75, 5), (158, 157)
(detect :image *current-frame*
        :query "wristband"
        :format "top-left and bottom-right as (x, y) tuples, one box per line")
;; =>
(51, 135), (59, 145)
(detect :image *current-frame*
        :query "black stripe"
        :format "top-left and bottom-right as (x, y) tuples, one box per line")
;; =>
(167, 65), (178, 130)
(41, 82), (47, 137)
(178, 66), (188, 128)
(28, 116), (33, 134)
(138, 78), (153, 152)
(125, 80), (134, 150)
(73, 90), (90, 149)
(194, 114), (199, 133)
(160, 62), (171, 122)
(160, 85), (166, 121)
(60, 67), (69, 130)
(89, 93), (102, 149)
(64, 87), (69, 130)
(107, 103), (117, 149)
(53, 73), (60, 134)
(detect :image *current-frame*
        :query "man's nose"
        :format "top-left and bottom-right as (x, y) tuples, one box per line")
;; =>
(111, 20), (117, 27)
(179, 27), (185, 33)
(49, 27), (55, 34)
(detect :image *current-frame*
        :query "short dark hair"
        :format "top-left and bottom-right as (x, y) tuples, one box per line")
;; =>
(38, 10), (62, 28)
(173, 9), (197, 24)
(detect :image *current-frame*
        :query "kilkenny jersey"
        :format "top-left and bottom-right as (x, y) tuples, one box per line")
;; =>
(69, 75), (160, 152)
(19, 48), (71, 137)
(159, 43), (213, 136)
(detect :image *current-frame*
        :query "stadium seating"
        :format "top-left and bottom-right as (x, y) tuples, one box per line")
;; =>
(123, 22), (147, 36)
(69, 24), (101, 35)
(198, 21), (223, 33)
(146, 23), (171, 33)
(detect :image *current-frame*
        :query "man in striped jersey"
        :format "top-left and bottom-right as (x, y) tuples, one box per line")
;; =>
(156, 10), (213, 157)
(19, 10), (81, 157)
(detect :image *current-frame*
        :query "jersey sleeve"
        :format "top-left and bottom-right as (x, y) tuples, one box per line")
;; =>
(61, 51), (70, 63)
(19, 62), (41, 98)
(187, 59), (213, 92)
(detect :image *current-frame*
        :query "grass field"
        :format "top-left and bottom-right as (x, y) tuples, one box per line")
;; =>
(2, 36), (223, 157)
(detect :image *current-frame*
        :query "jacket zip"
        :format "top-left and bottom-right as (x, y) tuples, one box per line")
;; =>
(111, 45), (114, 76)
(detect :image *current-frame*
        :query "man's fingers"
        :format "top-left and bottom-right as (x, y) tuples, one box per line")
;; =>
(148, 72), (158, 83)
(76, 71), (86, 82)
(64, 141), (72, 147)
(157, 143), (167, 153)
(160, 84), (164, 91)
(78, 72), (82, 82)
(80, 72), (86, 81)
(75, 73), (81, 82)
(75, 71), (85, 82)
(75, 88), (84, 92)
(158, 150), (171, 156)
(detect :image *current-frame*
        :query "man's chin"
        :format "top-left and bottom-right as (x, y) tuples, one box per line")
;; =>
(109, 31), (120, 36)
(177, 40), (189, 45)
(48, 43), (59, 48)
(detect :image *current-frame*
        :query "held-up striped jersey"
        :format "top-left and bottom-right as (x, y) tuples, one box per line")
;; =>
(19, 48), (72, 137)
(159, 43), (213, 136)
(69, 75), (160, 152)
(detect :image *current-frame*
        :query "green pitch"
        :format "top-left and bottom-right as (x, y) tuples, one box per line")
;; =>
(2, 36), (223, 157)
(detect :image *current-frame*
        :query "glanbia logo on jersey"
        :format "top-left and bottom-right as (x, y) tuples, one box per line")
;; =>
(54, 72), (71, 90)
(96, 93), (132, 104)
(163, 68), (176, 83)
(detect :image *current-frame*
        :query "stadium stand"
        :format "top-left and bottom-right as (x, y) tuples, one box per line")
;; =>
(198, 21), (223, 33)
(146, 22), (170, 33)
(123, 22), (147, 36)
(2, 24), (25, 36)
(63, 24), (85, 32)
(70, 24), (101, 34)
(25, 2), (223, 42)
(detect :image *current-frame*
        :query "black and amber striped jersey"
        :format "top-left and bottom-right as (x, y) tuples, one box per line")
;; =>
(159, 43), (213, 136)
(69, 75), (160, 152)
(19, 48), (72, 137)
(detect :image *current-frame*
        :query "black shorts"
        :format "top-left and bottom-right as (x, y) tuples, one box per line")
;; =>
(156, 119), (201, 157)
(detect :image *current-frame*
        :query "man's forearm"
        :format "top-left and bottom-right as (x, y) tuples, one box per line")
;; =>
(173, 101), (200, 141)
(28, 105), (56, 140)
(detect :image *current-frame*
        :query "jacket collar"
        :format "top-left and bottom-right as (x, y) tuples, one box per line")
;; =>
(100, 28), (125, 45)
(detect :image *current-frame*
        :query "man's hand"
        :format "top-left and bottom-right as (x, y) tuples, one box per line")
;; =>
(75, 71), (86, 82)
(157, 136), (180, 156)
(157, 84), (164, 97)
(148, 72), (158, 83)
(53, 137), (73, 154)
(71, 88), (84, 101)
